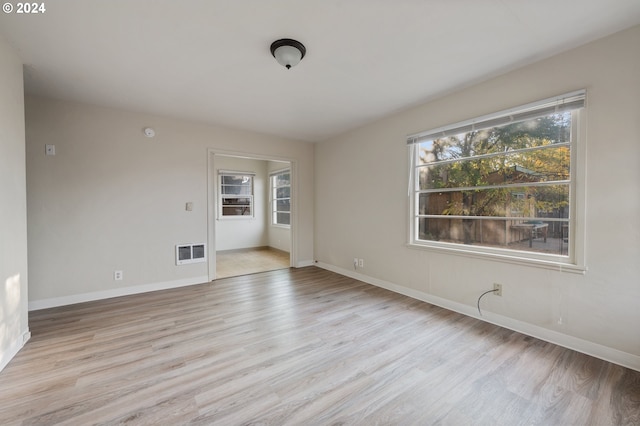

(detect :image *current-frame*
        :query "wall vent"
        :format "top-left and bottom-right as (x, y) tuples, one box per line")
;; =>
(176, 243), (207, 265)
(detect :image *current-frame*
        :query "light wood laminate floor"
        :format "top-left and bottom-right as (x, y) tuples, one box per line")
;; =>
(1, 267), (639, 425)
(216, 247), (290, 279)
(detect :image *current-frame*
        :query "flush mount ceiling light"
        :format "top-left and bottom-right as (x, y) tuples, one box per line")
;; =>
(270, 38), (306, 69)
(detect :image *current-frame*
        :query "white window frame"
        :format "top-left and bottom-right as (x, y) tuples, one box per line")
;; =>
(270, 169), (291, 228)
(218, 170), (255, 219)
(407, 91), (587, 272)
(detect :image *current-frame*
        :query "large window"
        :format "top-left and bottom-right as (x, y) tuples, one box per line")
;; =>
(408, 91), (585, 265)
(271, 169), (291, 226)
(219, 171), (254, 217)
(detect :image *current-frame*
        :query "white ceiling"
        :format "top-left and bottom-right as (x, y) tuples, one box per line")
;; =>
(1, 1), (639, 142)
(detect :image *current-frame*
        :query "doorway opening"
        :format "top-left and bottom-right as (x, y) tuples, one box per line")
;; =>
(208, 152), (294, 280)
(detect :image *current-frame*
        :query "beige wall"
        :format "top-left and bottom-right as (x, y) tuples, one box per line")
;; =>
(0, 36), (29, 371)
(26, 96), (314, 306)
(315, 26), (640, 369)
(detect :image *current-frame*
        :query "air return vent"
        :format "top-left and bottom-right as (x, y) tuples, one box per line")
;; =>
(176, 243), (206, 265)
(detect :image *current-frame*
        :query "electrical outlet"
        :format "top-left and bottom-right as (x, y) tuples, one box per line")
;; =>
(493, 283), (502, 296)
(114, 270), (123, 281)
(358, 258), (364, 268)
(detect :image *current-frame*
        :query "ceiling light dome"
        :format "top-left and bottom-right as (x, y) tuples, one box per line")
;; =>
(270, 39), (306, 69)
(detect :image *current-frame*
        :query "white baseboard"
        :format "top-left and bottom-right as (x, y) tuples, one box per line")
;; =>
(296, 259), (315, 268)
(28, 276), (209, 311)
(316, 262), (640, 372)
(1, 329), (30, 373)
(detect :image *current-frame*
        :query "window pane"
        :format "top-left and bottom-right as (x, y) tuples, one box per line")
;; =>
(276, 199), (290, 212)
(419, 185), (569, 218)
(276, 173), (290, 186)
(222, 206), (251, 216)
(222, 175), (252, 185)
(221, 185), (252, 195)
(417, 112), (571, 165)
(276, 212), (290, 225)
(221, 175), (252, 195)
(417, 217), (568, 256)
(418, 145), (570, 190)
(222, 197), (251, 206)
(276, 187), (290, 199)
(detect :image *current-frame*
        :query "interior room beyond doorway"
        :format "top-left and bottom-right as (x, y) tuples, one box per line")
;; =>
(214, 154), (292, 279)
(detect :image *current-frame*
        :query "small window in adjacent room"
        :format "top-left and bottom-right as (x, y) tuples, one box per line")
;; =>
(219, 171), (255, 218)
(407, 90), (585, 267)
(271, 169), (291, 226)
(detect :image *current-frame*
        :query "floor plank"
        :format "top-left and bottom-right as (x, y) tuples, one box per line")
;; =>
(1, 267), (638, 425)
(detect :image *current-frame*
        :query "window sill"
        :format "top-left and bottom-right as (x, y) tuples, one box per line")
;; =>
(271, 224), (291, 229)
(407, 241), (586, 274)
